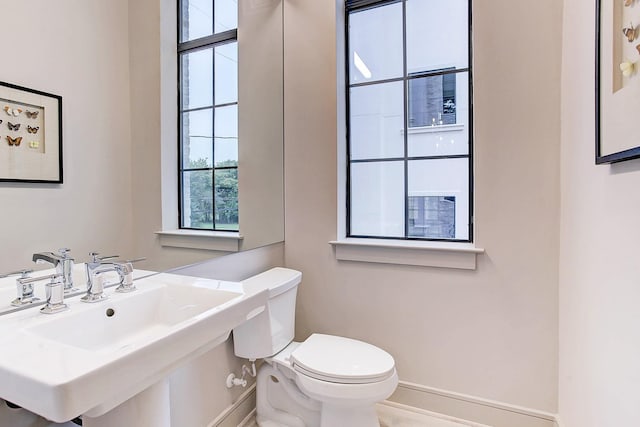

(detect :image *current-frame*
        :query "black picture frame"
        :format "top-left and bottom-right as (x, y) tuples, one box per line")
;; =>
(0, 80), (63, 183)
(596, 0), (640, 164)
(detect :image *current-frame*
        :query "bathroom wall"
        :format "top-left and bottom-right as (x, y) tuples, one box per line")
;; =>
(0, 0), (135, 273)
(558, 1), (640, 426)
(0, 0), (569, 424)
(283, 0), (562, 413)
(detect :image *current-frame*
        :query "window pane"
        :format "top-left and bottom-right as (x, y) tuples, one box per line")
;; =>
(182, 109), (213, 168)
(214, 105), (238, 167)
(214, 0), (238, 33)
(350, 81), (404, 160)
(215, 169), (238, 230)
(408, 196), (457, 239)
(181, 49), (213, 110)
(406, 0), (469, 73)
(180, 0), (213, 42)
(182, 170), (214, 229)
(350, 161), (404, 237)
(408, 72), (469, 157)
(349, 3), (403, 84)
(408, 159), (469, 240)
(215, 42), (238, 105)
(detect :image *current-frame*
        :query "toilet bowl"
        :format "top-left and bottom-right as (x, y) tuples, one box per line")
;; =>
(233, 268), (398, 427)
(257, 335), (398, 427)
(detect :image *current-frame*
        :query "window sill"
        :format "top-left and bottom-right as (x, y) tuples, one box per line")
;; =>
(156, 229), (243, 252)
(402, 123), (465, 135)
(329, 238), (484, 270)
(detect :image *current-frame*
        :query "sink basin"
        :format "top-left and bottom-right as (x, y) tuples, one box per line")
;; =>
(26, 282), (242, 352)
(0, 272), (267, 422)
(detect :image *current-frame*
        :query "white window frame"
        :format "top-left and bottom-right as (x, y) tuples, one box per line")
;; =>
(178, 1), (239, 233)
(332, 0), (483, 269)
(156, 0), (242, 252)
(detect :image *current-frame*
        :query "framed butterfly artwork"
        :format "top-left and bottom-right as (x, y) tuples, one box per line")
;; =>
(0, 80), (62, 183)
(596, 0), (640, 163)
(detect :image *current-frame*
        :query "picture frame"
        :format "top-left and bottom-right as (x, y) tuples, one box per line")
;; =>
(596, 0), (640, 164)
(0, 81), (62, 183)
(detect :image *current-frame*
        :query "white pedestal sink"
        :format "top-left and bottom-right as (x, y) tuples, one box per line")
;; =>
(0, 272), (268, 424)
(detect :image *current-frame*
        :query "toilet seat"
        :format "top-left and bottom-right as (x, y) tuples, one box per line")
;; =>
(290, 334), (395, 384)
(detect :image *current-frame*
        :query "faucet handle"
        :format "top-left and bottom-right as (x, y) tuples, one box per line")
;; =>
(40, 275), (68, 314)
(0, 269), (33, 279)
(57, 248), (73, 259)
(114, 258), (145, 293)
(89, 252), (119, 263)
(11, 270), (53, 307)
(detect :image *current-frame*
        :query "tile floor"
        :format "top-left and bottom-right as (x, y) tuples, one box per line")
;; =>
(377, 402), (490, 427)
(242, 402), (491, 427)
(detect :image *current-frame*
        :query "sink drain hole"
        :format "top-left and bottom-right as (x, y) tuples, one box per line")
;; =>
(106, 308), (115, 317)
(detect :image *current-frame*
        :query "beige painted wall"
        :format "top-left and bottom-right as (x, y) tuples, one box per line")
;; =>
(559, 1), (640, 426)
(283, 0), (562, 412)
(0, 0), (134, 273)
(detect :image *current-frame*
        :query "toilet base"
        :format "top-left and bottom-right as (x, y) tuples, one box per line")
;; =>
(319, 404), (380, 427)
(256, 364), (320, 427)
(255, 360), (389, 427)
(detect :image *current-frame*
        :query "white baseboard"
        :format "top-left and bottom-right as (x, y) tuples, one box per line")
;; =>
(207, 379), (564, 427)
(390, 381), (558, 427)
(379, 401), (492, 427)
(238, 409), (257, 427)
(207, 384), (256, 427)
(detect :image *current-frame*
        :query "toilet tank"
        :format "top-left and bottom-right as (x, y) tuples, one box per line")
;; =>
(233, 268), (302, 359)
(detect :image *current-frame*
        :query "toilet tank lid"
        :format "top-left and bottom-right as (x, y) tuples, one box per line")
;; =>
(241, 268), (302, 298)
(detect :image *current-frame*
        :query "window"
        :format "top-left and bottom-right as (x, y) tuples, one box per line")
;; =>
(346, 0), (472, 242)
(178, 0), (238, 231)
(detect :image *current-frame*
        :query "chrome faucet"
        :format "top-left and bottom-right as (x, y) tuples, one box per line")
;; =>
(32, 248), (76, 293)
(82, 252), (120, 303)
(82, 253), (144, 302)
(12, 273), (68, 314)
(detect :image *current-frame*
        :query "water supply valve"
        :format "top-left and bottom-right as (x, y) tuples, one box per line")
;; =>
(225, 360), (257, 388)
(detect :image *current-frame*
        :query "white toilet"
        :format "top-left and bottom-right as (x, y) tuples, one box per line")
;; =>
(233, 268), (398, 427)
